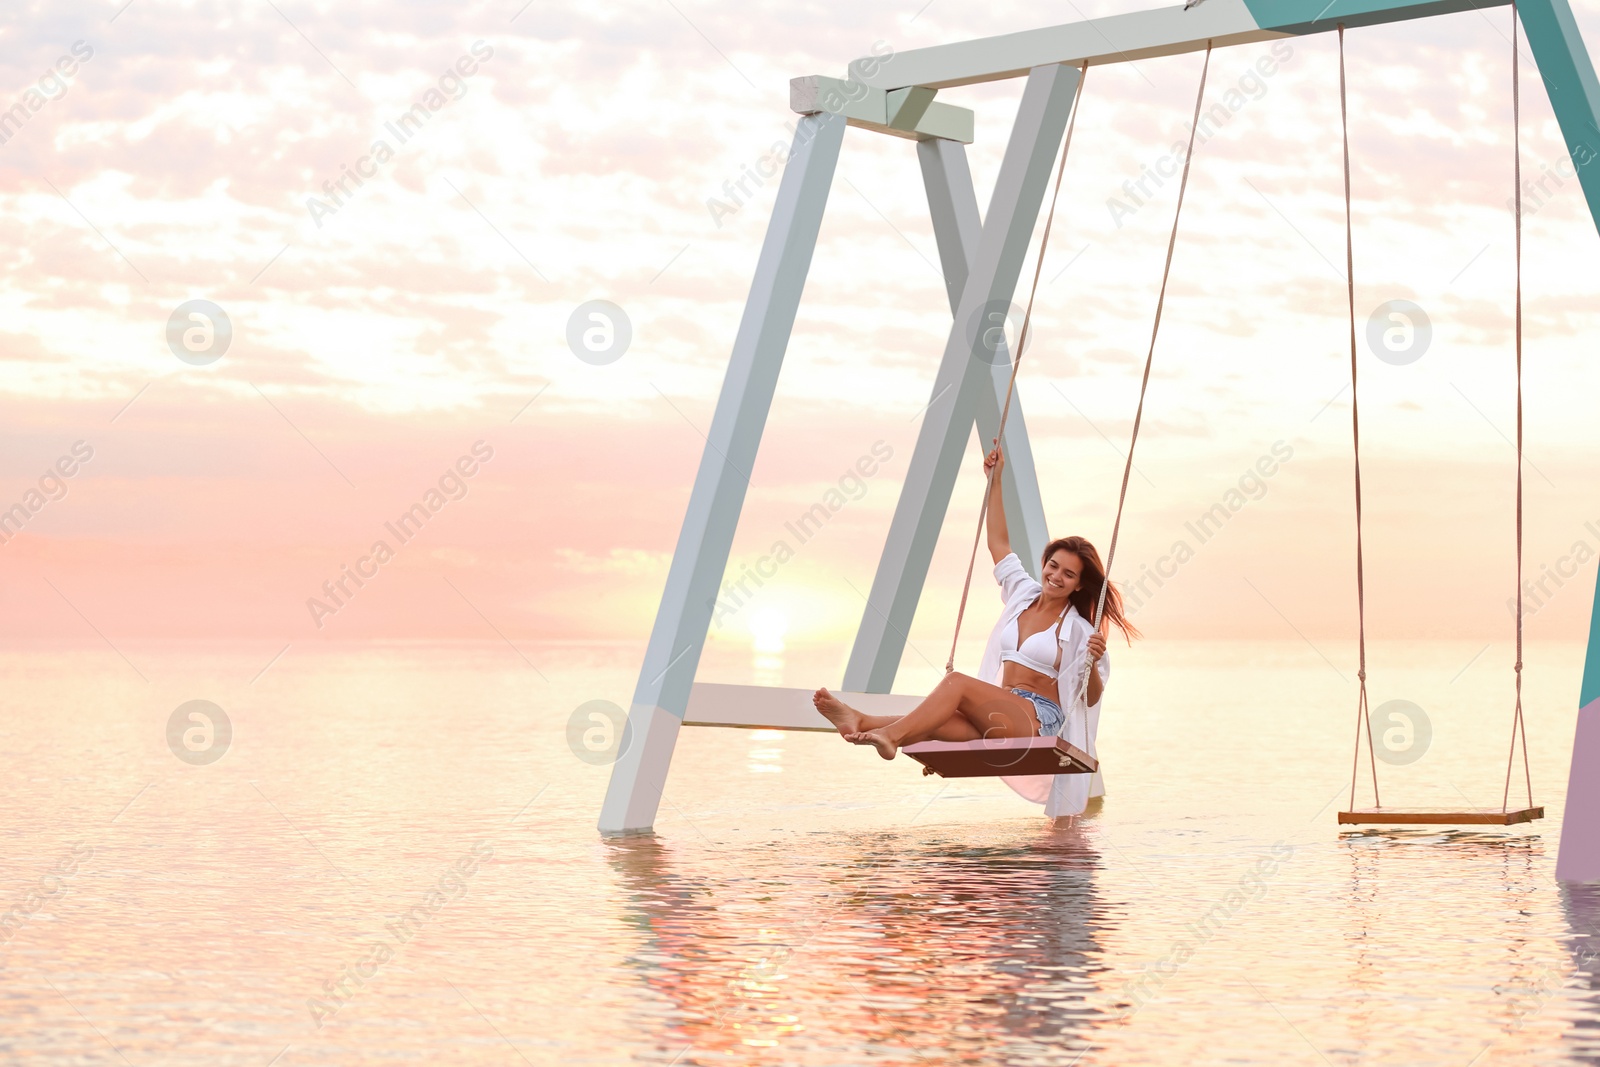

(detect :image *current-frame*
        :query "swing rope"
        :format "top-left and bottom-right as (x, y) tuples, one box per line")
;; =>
(1343, 14), (1536, 814)
(1340, 24), (1382, 814)
(946, 46), (1214, 682)
(1069, 43), (1215, 712)
(1504, 2), (1536, 813)
(945, 64), (1091, 674)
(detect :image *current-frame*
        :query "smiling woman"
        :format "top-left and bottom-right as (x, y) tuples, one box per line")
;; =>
(812, 443), (1139, 817)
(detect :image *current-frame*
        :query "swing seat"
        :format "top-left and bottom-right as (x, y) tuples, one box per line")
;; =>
(1338, 806), (1544, 826)
(904, 735), (1097, 778)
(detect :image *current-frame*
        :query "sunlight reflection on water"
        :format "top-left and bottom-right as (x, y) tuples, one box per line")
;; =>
(1, 639), (1596, 1065)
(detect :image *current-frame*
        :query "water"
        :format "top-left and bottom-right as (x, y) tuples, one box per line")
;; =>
(2, 638), (1598, 1065)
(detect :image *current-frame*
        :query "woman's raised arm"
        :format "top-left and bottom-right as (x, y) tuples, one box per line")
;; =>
(984, 441), (1010, 565)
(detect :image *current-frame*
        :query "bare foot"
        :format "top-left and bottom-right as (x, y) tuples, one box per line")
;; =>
(844, 728), (897, 761)
(813, 687), (865, 738)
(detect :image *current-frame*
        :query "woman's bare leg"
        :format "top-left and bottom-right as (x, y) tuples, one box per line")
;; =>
(841, 673), (1038, 760)
(814, 688), (985, 742)
(812, 689), (882, 735)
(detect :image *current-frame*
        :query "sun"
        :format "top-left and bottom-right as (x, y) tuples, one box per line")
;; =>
(747, 608), (788, 654)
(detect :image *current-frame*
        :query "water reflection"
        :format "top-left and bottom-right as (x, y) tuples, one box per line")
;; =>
(1341, 830), (1558, 1058)
(1560, 883), (1600, 1063)
(605, 824), (1109, 1065)
(747, 729), (784, 775)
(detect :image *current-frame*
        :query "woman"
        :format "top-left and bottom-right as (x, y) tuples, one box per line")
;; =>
(814, 442), (1140, 812)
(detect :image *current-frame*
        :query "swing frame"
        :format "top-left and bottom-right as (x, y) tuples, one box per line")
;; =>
(598, 0), (1600, 880)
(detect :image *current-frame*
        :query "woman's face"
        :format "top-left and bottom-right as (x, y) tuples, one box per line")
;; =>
(1042, 550), (1084, 598)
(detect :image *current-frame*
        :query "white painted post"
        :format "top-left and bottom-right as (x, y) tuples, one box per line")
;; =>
(843, 64), (1082, 695)
(598, 111), (848, 836)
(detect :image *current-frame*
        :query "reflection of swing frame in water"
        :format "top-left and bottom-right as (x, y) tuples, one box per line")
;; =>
(598, 0), (1600, 881)
(603, 828), (1107, 1060)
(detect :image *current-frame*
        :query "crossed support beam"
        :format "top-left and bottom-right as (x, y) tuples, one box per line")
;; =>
(843, 69), (1079, 693)
(599, 66), (1076, 835)
(603, 0), (1600, 871)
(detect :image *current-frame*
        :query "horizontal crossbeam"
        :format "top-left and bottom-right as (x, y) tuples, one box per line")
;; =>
(839, 0), (1512, 90)
(790, 76), (974, 142)
(683, 683), (921, 731)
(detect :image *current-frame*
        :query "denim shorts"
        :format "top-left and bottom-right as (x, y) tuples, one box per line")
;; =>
(1011, 688), (1064, 737)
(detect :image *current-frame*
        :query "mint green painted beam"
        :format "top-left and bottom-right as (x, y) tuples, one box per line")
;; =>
(1518, 0), (1600, 246)
(1585, 577), (1600, 709)
(1244, 0), (1509, 35)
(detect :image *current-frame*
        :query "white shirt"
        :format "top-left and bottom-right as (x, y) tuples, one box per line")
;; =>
(980, 552), (1109, 817)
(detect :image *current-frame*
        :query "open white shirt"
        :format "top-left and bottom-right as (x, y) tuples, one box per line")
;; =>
(979, 552), (1109, 818)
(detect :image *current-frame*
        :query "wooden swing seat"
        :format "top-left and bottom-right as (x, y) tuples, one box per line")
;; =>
(904, 735), (1097, 778)
(1338, 806), (1544, 826)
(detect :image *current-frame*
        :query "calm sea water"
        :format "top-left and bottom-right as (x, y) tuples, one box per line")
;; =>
(2, 637), (1597, 1065)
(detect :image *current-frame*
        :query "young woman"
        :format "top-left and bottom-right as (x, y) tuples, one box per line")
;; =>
(813, 442), (1140, 810)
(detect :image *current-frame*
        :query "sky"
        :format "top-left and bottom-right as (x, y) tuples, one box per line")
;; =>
(1, 0), (1598, 679)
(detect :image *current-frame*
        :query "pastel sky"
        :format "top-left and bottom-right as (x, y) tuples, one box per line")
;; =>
(1, 0), (1598, 674)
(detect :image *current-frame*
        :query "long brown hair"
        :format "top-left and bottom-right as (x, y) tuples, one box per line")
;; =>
(1041, 536), (1141, 645)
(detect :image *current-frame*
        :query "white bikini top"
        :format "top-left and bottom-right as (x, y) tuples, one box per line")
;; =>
(999, 601), (1069, 679)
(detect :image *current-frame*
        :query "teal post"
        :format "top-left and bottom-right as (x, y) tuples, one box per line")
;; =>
(1518, 0), (1600, 231)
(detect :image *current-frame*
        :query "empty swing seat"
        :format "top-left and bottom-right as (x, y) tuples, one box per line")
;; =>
(904, 736), (1097, 778)
(1338, 806), (1544, 826)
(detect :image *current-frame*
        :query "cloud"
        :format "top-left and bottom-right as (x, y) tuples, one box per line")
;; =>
(0, 0), (1595, 641)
